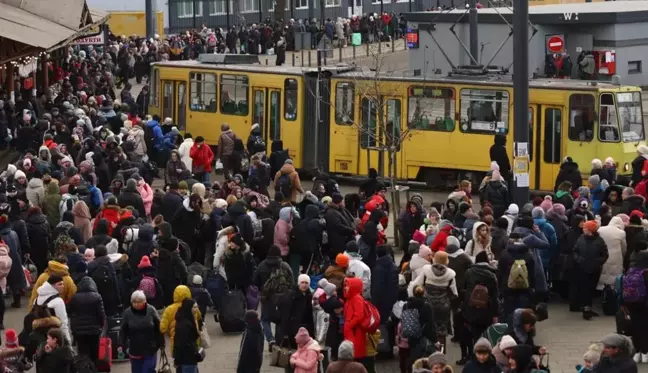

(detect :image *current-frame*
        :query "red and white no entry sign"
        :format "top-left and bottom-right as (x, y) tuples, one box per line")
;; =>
(547, 35), (564, 54)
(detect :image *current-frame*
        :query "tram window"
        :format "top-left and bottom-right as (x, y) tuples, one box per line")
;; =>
(407, 86), (455, 131)
(189, 72), (217, 112)
(361, 97), (377, 149)
(568, 94), (595, 142)
(386, 99), (402, 151)
(335, 82), (355, 125)
(284, 79), (298, 121)
(598, 93), (619, 142)
(150, 68), (159, 107)
(460, 89), (509, 134)
(220, 74), (249, 116)
(544, 108), (562, 164)
(270, 91), (281, 140)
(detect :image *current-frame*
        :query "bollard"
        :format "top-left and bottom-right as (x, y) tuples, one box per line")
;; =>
(392, 39), (395, 52)
(353, 44), (356, 60)
(366, 42), (369, 56)
(339, 44), (343, 63)
(265, 58), (268, 65)
(301, 50), (304, 66)
(379, 40), (382, 54)
(308, 50), (312, 67)
(292, 54), (296, 66)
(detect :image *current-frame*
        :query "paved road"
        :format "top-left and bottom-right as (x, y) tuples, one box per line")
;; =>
(4, 180), (641, 373)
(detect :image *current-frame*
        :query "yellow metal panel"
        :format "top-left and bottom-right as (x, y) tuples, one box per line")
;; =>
(107, 11), (165, 38)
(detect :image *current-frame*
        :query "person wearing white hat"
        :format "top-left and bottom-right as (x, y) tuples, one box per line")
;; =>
(493, 334), (518, 370)
(503, 204), (519, 234)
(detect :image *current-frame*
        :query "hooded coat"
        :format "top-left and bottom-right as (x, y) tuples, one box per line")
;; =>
(533, 215), (558, 270)
(463, 263), (499, 325)
(554, 160), (582, 192)
(573, 232), (609, 274)
(93, 204), (121, 236)
(507, 309), (541, 355)
(274, 207), (293, 256)
(26, 178), (45, 209)
(171, 198), (202, 255)
(128, 124), (147, 157)
(44, 182), (62, 228)
(466, 222), (494, 262)
(324, 205), (356, 258)
(72, 201), (92, 243)
(371, 254), (399, 323)
(121, 303), (163, 357)
(275, 286), (314, 349)
(0, 224), (26, 293)
(343, 277), (367, 358)
(161, 189), (184, 223)
(489, 134), (511, 178)
(482, 180), (509, 218)
(273, 163), (304, 203)
(292, 204), (324, 258)
(67, 277), (106, 336)
(177, 138), (194, 171)
(25, 210), (52, 273)
(398, 201), (425, 244)
(597, 217), (627, 289)
(291, 337), (322, 373)
(118, 180), (146, 219)
(34, 281), (71, 341)
(160, 285), (202, 351)
(165, 150), (186, 184)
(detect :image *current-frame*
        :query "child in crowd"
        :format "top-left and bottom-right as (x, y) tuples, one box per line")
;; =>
(462, 338), (499, 373)
(576, 344), (602, 373)
(189, 275), (213, 319)
(0, 329), (30, 373)
(34, 328), (74, 373)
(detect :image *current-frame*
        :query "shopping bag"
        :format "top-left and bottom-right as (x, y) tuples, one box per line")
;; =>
(157, 350), (172, 373)
(269, 339), (294, 368)
(200, 326), (211, 349)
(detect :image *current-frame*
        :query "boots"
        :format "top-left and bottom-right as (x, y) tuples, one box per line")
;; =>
(10, 294), (20, 309)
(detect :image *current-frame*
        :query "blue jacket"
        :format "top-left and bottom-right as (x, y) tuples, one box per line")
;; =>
(370, 255), (399, 323)
(146, 120), (164, 150)
(88, 185), (103, 211)
(163, 132), (177, 150)
(533, 218), (558, 269)
(590, 184), (604, 215)
(513, 226), (549, 293)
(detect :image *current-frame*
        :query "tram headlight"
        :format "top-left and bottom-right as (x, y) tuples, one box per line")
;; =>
(624, 162), (630, 172)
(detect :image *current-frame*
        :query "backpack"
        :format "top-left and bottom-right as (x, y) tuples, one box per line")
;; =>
(508, 259), (530, 290)
(91, 265), (113, 297)
(400, 307), (423, 339)
(53, 229), (74, 255)
(360, 300), (381, 334)
(59, 194), (78, 217)
(137, 275), (157, 299)
(622, 268), (646, 303)
(22, 294), (59, 336)
(73, 354), (97, 373)
(262, 266), (291, 297)
(254, 136), (266, 151)
(425, 284), (451, 316)
(275, 173), (292, 200)
(451, 228), (469, 248)
(469, 284), (490, 309)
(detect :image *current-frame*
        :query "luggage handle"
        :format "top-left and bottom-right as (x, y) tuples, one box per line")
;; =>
(538, 353), (550, 369)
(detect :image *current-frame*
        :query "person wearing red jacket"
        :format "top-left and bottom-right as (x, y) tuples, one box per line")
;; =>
(189, 136), (214, 182)
(93, 196), (121, 235)
(343, 277), (368, 366)
(431, 224), (454, 252)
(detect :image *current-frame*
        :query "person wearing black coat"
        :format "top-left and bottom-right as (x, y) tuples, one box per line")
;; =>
(631, 152), (646, 187)
(572, 221), (608, 320)
(507, 308), (545, 356)
(489, 134), (511, 179)
(462, 338), (500, 373)
(405, 286), (437, 367)
(25, 206), (52, 274)
(268, 140), (289, 178)
(398, 201), (423, 254)
(481, 175), (509, 219)
(324, 200), (356, 261)
(34, 329), (74, 373)
(161, 183), (184, 223)
(172, 194), (203, 261)
(121, 295), (164, 371)
(497, 235), (536, 322)
(274, 280), (314, 349)
(85, 219), (117, 252)
(594, 334), (638, 373)
(237, 310), (265, 373)
(621, 191), (646, 215)
(173, 299), (200, 369)
(361, 209), (384, 268)
(155, 227), (188, 306)
(128, 224), (156, 274)
(554, 157), (582, 192)
(226, 201), (255, 247)
(371, 245), (399, 324)
(118, 179), (146, 219)
(291, 204), (324, 264)
(462, 253), (499, 345)
(67, 277), (106, 364)
(87, 245), (122, 316)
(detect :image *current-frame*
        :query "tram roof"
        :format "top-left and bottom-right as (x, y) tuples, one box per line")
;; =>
(152, 59), (355, 76)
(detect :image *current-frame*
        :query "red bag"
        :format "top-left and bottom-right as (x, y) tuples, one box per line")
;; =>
(97, 336), (112, 372)
(360, 300), (381, 334)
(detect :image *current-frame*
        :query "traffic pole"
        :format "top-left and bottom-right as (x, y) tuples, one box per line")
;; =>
(469, 0), (478, 65)
(513, 0), (529, 205)
(145, 0), (154, 39)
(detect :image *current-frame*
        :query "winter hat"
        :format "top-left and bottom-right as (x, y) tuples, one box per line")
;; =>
(520, 308), (537, 325)
(577, 197), (590, 210)
(630, 210), (644, 220)
(297, 274), (311, 285)
(532, 197), (543, 207)
(318, 278), (336, 296)
(518, 216), (534, 229)
(338, 340), (355, 360)
(346, 240), (359, 253)
(481, 206), (493, 218)
(617, 213), (630, 225)
(48, 275), (63, 285)
(138, 255), (152, 269)
(521, 203), (534, 216)
(490, 161), (500, 171)
(540, 196), (553, 212)
(75, 260), (88, 274)
(192, 275), (203, 285)
(506, 203), (519, 215)
(14, 169), (26, 180)
(578, 187), (590, 199)
(583, 344), (601, 365)
(336, 253), (350, 268)
(531, 207), (545, 219)
(600, 333), (630, 349)
(428, 351), (447, 366)
(491, 170), (502, 181)
(458, 202), (471, 214)
(638, 145), (648, 155)
(4, 329), (18, 348)
(551, 203), (566, 217)
(332, 193), (343, 204)
(284, 159), (293, 165)
(588, 174), (600, 187)
(499, 335), (517, 350)
(475, 251), (489, 264)
(295, 327), (311, 346)
(428, 207), (440, 218)
(377, 245), (389, 258)
(446, 236), (460, 249)
(268, 245), (282, 257)
(474, 337), (493, 353)
(433, 251), (449, 265)
(418, 245), (432, 258)
(126, 179), (137, 190)
(584, 220), (599, 233)
(412, 230), (426, 244)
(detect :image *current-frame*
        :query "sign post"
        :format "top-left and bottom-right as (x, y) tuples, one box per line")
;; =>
(546, 34), (565, 54)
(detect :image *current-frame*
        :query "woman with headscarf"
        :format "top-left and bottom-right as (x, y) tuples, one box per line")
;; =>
(72, 200), (92, 243)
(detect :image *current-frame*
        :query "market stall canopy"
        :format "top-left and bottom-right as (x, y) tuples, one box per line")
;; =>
(0, 0), (108, 64)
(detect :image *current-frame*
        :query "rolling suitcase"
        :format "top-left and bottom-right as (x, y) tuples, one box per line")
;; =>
(219, 289), (246, 334)
(96, 336), (112, 372)
(106, 317), (128, 362)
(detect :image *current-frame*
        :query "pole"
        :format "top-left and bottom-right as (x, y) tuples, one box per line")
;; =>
(226, 0), (231, 29)
(315, 50), (322, 166)
(513, 0), (529, 205)
(192, 0), (197, 29)
(145, 0), (154, 39)
(469, 0), (478, 65)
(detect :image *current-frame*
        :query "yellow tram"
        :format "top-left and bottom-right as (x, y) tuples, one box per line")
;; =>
(148, 56), (645, 192)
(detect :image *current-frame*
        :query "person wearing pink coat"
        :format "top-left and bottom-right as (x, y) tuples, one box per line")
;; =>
(134, 173), (154, 217)
(290, 327), (323, 373)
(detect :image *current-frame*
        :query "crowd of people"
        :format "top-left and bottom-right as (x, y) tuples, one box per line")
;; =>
(0, 34), (646, 373)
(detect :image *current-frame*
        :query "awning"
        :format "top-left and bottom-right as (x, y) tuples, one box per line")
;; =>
(0, 1), (78, 49)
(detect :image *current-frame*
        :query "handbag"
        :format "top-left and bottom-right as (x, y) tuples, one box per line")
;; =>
(269, 338), (294, 368)
(157, 350), (172, 373)
(200, 326), (211, 349)
(195, 347), (206, 363)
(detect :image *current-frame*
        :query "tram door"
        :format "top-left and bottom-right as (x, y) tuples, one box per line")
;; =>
(528, 105), (564, 191)
(161, 80), (187, 131)
(252, 87), (282, 152)
(358, 96), (404, 178)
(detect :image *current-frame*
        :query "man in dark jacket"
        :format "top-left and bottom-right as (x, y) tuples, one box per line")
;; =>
(498, 233), (536, 322)
(490, 217), (509, 260)
(252, 245), (294, 350)
(172, 194), (203, 262)
(161, 182), (184, 223)
(67, 277), (106, 363)
(370, 245), (398, 324)
(489, 134), (511, 180)
(291, 204), (324, 262)
(572, 220), (608, 320)
(268, 140), (289, 177)
(324, 194), (356, 260)
(155, 222), (189, 306)
(594, 333), (638, 373)
(621, 187), (646, 215)
(554, 157), (582, 192)
(225, 201), (255, 247)
(275, 274), (314, 349)
(398, 201), (424, 254)
(361, 209), (384, 268)
(118, 178), (146, 219)
(87, 245), (121, 317)
(482, 171), (509, 219)
(128, 224), (156, 274)
(237, 310), (265, 373)
(463, 252), (499, 346)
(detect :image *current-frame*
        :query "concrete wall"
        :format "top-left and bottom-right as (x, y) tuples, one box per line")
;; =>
(409, 20), (648, 86)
